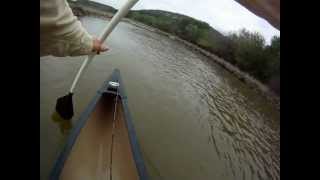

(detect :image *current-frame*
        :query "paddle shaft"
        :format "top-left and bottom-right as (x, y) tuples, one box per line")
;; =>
(69, 0), (139, 93)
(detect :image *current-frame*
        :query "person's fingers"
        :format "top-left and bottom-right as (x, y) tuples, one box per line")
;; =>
(100, 45), (109, 52)
(91, 38), (109, 54)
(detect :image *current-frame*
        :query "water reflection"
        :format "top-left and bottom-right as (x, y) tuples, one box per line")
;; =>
(51, 111), (73, 135)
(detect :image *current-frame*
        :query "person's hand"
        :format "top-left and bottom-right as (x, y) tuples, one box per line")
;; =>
(92, 38), (109, 54)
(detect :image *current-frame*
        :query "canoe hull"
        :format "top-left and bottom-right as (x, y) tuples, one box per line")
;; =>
(50, 69), (149, 180)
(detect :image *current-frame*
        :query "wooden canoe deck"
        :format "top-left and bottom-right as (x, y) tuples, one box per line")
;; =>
(60, 94), (139, 180)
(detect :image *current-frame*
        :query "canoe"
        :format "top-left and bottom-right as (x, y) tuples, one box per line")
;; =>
(50, 69), (149, 180)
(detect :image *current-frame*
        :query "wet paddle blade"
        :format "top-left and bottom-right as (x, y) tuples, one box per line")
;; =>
(55, 93), (74, 120)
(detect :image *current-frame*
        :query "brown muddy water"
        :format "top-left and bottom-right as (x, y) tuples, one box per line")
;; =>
(40, 16), (279, 180)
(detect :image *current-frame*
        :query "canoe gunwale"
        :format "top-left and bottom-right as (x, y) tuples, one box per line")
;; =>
(50, 69), (149, 180)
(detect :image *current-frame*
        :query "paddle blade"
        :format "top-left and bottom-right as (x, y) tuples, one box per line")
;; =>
(55, 93), (74, 120)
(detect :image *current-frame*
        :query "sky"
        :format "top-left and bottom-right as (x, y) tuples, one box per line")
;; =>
(91, 0), (280, 44)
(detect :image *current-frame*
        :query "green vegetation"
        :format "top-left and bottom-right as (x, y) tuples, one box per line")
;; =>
(127, 10), (234, 61)
(228, 30), (280, 94)
(127, 10), (280, 95)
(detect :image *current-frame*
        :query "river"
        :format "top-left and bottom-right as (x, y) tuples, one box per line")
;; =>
(40, 16), (279, 180)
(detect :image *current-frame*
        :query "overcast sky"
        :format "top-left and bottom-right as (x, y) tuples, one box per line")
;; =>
(91, 0), (280, 44)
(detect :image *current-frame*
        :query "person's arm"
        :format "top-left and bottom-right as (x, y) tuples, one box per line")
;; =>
(40, 0), (107, 57)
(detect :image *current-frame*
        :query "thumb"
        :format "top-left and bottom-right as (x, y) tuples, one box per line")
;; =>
(100, 44), (109, 52)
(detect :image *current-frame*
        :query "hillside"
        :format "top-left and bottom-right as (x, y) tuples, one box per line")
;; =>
(127, 10), (235, 61)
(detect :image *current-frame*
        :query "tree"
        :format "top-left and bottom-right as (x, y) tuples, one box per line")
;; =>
(266, 36), (280, 95)
(185, 24), (199, 42)
(228, 29), (270, 82)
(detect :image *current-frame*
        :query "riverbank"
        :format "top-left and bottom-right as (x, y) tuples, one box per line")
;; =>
(127, 19), (279, 109)
(71, 6), (280, 110)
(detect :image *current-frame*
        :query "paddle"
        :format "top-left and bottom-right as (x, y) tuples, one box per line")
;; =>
(55, 0), (139, 120)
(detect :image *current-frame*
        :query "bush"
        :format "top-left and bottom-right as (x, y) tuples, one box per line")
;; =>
(228, 29), (280, 93)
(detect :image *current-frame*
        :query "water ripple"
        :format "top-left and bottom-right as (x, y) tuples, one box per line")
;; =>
(133, 26), (280, 179)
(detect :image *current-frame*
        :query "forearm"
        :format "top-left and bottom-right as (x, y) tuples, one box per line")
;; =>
(40, 0), (93, 57)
